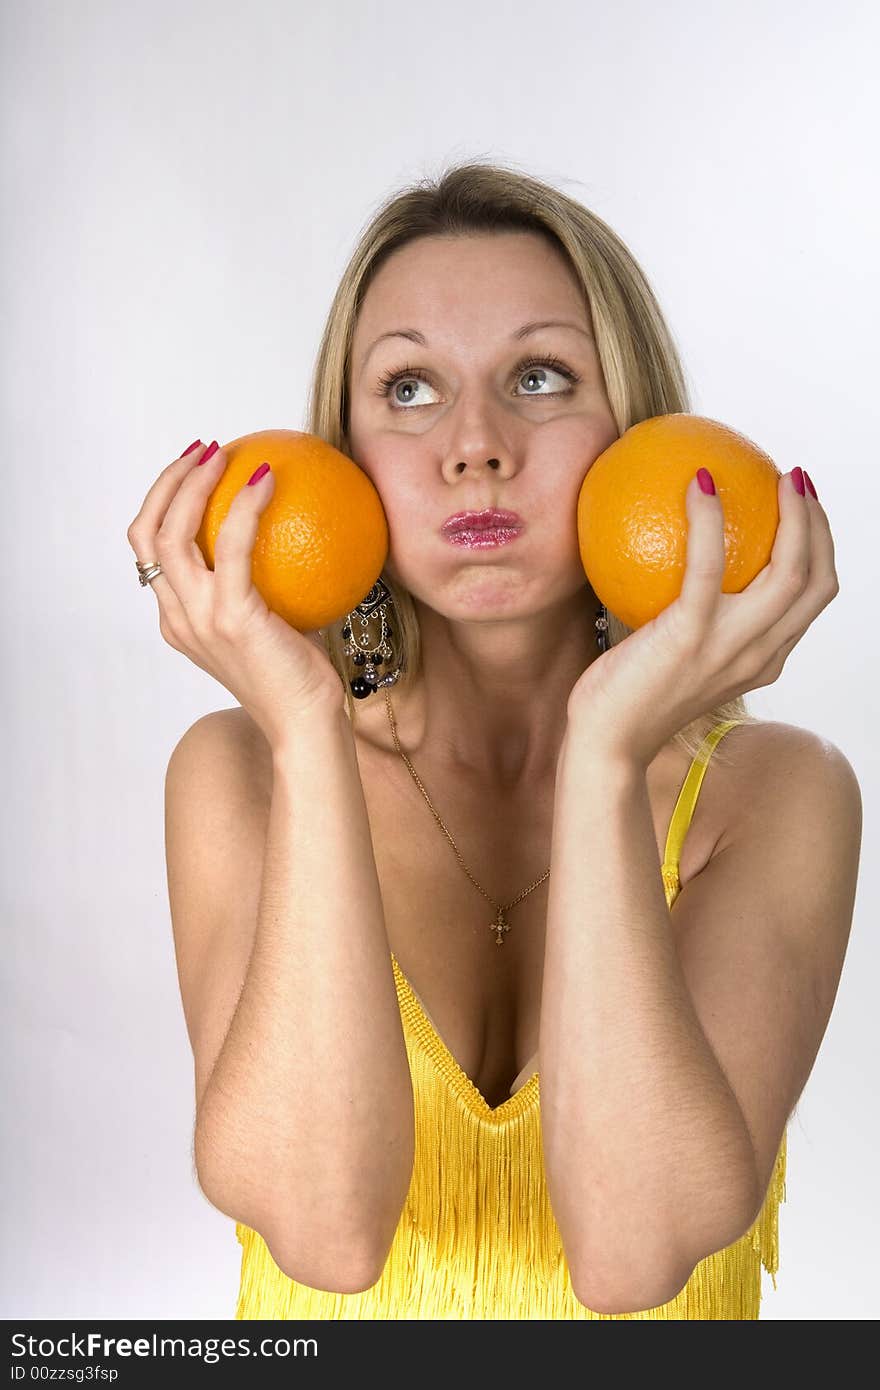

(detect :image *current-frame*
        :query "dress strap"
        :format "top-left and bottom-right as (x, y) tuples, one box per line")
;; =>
(660, 720), (745, 895)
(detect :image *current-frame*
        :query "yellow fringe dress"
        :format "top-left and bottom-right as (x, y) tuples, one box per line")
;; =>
(234, 718), (786, 1319)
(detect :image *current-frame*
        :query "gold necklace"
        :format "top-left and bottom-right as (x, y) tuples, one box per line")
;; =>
(383, 690), (551, 946)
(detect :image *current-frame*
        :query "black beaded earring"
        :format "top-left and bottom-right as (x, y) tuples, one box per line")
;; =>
(343, 587), (608, 696)
(341, 577), (403, 699)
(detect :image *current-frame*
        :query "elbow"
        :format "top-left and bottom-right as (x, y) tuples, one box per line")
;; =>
(570, 1261), (695, 1316)
(567, 1201), (759, 1315)
(264, 1228), (391, 1295)
(248, 1184), (408, 1296)
(564, 1223), (699, 1316)
(193, 1164), (391, 1294)
(193, 1120), (413, 1296)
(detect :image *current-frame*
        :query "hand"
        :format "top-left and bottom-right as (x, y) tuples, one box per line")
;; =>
(567, 468), (839, 769)
(127, 439), (345, 748)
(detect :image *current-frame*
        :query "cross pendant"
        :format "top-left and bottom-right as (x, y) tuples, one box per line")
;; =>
(490, 907), (510, 947)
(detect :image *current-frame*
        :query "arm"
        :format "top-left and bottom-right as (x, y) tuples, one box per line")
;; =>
(167, 705), (414, 1294)
(541, 716), (860, 1317)
(540, 719), (760, 1315)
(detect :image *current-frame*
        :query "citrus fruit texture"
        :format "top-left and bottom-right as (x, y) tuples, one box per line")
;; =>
(195, 429), (389, 632)
(577, 414), (781, 630)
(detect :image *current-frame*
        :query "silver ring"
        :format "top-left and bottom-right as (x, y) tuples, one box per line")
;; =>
(136, 559), (162, 586)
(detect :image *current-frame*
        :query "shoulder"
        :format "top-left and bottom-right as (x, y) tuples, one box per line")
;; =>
(708, 718), (861, 858)
(169, 705), (257, 764)
(730, 718), (860, 793)
(718, 717), (862, 853)
(168, 706), (273, 808)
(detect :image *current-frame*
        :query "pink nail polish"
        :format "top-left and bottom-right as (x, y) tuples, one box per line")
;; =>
(697, 467), (715, 495)
(181, 439), (202, 457)
(198, 441), (219, 465)
(791, 466), (805, 496)
(803, 470), (818, 500)
(248, 462), (271, 486)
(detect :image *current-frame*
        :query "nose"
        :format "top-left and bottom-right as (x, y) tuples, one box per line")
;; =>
(452, 457), (501, 473)
(442, 416), (510, 478)
(439, 387), (519, 482)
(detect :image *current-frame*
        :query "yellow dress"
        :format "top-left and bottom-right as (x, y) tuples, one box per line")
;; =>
(234, 718), (786, 1319)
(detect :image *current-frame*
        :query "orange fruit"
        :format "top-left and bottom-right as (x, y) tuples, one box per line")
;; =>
(577, 414), (781, 629)
(195, 429), (389, 631)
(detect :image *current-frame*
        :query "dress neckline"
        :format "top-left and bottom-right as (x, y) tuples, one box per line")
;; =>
(390, 952), (541, 1122)
(388, 720), (744, 1124)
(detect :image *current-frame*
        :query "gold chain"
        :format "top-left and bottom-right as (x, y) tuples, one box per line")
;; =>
(383, 690), (550, 946)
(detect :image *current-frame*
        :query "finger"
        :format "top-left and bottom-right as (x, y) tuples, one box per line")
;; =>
(755, 469), (839, 655)
(677, 470), (726, 629)
(128, 440), (214, 629)
(127, 440), (209, 557)
(213, 460), (276, 615)
(800, 470), (838, 599)
(153, 439), (229, 583)
(765, 468), (813, 601)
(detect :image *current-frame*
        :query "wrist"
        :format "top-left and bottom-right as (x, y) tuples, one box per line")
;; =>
(558, 710), (650, 783)
(270, 698), (352, 767)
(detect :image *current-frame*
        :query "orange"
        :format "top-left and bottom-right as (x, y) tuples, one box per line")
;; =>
(577, 414), (781, 629)
(195, 429), (389, 632)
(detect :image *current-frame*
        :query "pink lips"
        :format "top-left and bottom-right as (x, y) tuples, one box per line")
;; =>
(440, 508), (524, 535)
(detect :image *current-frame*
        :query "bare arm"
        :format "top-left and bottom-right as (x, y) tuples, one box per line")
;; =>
(542, 716), (858, 1316)
(166, 705), (414, 1294)
(540, 720), (759, 1315)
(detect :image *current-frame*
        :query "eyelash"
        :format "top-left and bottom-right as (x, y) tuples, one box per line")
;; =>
(374, 353), (581, 408)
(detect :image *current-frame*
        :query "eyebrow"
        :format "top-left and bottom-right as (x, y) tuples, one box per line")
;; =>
(358, 319), (593, 375)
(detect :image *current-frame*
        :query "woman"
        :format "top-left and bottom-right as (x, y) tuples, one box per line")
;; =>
(128, 162), (861, 1319)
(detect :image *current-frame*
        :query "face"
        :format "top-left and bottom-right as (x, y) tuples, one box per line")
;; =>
(345, 231), (620, 620)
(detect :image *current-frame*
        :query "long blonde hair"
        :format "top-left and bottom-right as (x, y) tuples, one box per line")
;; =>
(305, 158), (759, 766)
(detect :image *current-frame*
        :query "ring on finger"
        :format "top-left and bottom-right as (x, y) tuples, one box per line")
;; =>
(136, 558), (163, 586)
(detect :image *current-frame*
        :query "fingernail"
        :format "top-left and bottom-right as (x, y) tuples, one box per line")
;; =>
(803, 469), (818, 500)
(198, 441), (219, 465)
(181, 439), (202, 457)
(247, 462), (271, 486)
(791, 466), (805, 496)
(697, 467), (715, 495)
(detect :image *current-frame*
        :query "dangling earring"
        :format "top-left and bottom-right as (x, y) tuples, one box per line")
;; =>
(342, 576), (403, 699)
(595, 602), (610, 652)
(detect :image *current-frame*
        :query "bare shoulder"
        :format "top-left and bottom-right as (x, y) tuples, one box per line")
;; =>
(729, 718), (861, 788)
(714, 717), (862, 854)
(182, 706), (274, 805)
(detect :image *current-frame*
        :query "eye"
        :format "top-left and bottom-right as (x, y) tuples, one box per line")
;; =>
(514, 355), (580, 396)
(374, 365), (438, 409)
(373, 354), (581, 410)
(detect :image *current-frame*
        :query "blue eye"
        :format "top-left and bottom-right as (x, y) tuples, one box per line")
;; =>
(374, 354), (581, 409)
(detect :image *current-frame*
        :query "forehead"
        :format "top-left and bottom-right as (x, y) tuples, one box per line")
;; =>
(353, 231), (587, 342)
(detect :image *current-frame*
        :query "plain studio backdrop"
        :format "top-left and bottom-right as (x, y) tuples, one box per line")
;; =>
(1, 0), (876, 1322)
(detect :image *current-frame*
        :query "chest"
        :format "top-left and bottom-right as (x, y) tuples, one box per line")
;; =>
(352, 735), (728, 1112)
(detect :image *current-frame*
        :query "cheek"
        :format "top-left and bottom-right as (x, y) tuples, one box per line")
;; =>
(345, 434), (422, 517)
(347, 414), (618, 519)
(543, 415), (619, 487)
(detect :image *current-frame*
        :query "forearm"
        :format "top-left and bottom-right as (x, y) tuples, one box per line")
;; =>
(195, 707), (414, 1283)
(540, 718), (759, 1307)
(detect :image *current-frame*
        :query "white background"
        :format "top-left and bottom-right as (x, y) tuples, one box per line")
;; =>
(2, 0), (876, 1320)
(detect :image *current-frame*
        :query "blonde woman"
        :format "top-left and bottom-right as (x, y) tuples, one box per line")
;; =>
(129, 161), (861, 1319)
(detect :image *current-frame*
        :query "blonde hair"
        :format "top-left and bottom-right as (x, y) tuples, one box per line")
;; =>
(305, 157), (759, 767)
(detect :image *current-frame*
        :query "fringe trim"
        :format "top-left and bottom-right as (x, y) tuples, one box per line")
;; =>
(232, 716), (786, 1319)
(232, 1010), (787, 1320)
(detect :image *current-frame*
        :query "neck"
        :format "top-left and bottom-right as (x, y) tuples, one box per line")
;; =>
(388, 591), (602, 790)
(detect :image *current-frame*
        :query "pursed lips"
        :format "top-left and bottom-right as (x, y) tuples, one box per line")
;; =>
(440, 508), (525, 534)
